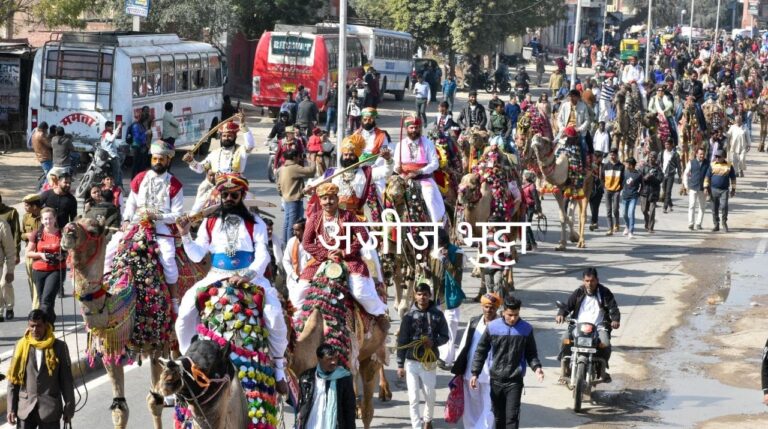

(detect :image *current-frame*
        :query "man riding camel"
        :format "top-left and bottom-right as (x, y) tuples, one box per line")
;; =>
(174, 173), (289, 382)
(393, 116), (446, 223)
(354, 107), (393, 199)
(299, 183), (388, 328)
(183, 113), (254, 175)
(104, 140), (183, 310)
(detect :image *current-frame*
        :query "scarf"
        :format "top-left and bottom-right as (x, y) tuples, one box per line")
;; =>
(8, 324), (58, 386)
(316, 365), (351, 429)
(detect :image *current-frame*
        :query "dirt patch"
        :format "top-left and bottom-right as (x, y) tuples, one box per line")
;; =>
(0, 150), (44, 202)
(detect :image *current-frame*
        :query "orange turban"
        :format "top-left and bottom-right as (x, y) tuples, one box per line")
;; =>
(215, 173), (249, 192)
(480, 292), (502, 309)
(316, 183), (339, 197)
(341, 134), (365, 158)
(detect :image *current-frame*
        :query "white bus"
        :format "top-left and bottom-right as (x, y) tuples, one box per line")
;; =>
(317, 24), (414, 101)
(28, 32), (224, 152)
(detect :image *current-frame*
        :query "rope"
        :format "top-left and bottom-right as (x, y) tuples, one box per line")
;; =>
(395, 336), (438, 371)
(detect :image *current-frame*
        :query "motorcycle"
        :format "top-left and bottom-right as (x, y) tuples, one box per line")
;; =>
(75, 145), (114, 198)
(515, 83), (529, 100)
(266, 137), (278, 183)
(556, 301), (608, 413)
(488, 74), (512, 94)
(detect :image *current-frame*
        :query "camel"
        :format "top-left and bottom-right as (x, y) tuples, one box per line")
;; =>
(156, 340), (247, 429)
(530, 135), (594, 250)
(458, 127), (488, 173)
(291, 266), (390, 429)
(61, 218), (208, 429)
(639, 111), (664, 155)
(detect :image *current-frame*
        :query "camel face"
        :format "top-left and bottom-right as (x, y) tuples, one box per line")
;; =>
(531, 135), (551, 159)
(457, 173), (481, 206)
(384, 175), (407, 207)
(157, 358), (183, 397)
(61, 218), (103, 251)
(469, 129), (488, 151)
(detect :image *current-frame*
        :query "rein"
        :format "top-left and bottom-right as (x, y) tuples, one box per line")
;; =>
(66, 223), (104, 267)
(178, 356), (232, 407)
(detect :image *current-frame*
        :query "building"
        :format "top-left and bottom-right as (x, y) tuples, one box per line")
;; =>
(742, 0), (768, 27)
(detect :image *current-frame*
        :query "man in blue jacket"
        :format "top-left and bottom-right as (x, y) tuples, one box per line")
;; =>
(470, 295), (544, 429)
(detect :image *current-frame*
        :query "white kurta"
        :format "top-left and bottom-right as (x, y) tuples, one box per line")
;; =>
(104, 170), (183, 283)
(359, 128), (394, 201)
(727, 124), (750, 173)
(393, 136), (445, 223)
(305, 373), (332, 429)
(175, 214), (288, 379)
(281, 236), (311, 309)
(458, 317), (494, 429)
(189, 131), (255, 174)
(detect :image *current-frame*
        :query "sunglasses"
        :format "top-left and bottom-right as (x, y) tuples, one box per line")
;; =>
(221, 191), (241, 200)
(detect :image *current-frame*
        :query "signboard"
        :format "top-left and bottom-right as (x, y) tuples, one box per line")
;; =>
(0, 57), (20, 122)
(125, 0), (150, 17)
(270, 35), (314, 58)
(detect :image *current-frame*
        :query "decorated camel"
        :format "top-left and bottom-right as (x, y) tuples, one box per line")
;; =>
(156, 340), (247, 429)
(530, 134), (594, 250)
(61, 218), (209, 429)
(291, 262), (390, 429)
(457, 127), (489, 173)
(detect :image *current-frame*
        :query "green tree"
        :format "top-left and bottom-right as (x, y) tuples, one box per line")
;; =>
(1, 0), (93, 31)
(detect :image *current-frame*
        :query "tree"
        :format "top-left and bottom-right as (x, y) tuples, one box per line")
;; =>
(1, 0), (93, 34)
(350, 0), (394, 27)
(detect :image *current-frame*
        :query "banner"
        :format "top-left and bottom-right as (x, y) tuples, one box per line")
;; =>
(125, 0), (150, 17)
(0, 57), (20, 121)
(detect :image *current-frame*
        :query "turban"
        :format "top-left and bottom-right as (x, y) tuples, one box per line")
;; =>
(341, 134), (365, 157)
(361, 107), (378, 118)
(316, 183), (339, 197)
(150, 140), (175, 157)
(404, 116), (422, 128)
(220, 121), (239, 134)
(480, 292), (502, 309)
(215, 173), (249, 192)
(564, 126), (578, 138)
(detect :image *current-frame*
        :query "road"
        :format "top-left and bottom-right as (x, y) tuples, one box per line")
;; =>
(2, 62), (768, 428)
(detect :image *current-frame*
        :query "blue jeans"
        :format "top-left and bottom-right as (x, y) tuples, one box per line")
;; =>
(283, 200), (304, 244)
(622, 197), (638, 233)
(325, 107), (337, 134)
(38, 160), (53, 190)
(415, 98), (428, 125)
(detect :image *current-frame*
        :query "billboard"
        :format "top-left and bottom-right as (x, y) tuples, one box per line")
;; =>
(125, 0), (150, 17)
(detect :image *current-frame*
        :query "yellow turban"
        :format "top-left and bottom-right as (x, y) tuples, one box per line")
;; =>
(316, 183), (339, 197)
(480, 292), (502, 309)
(341, 134), (365, 158)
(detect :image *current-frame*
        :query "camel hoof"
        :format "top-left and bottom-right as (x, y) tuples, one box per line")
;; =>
(569, 235), (579, 243)
(578, 242), (586, 249)
(379, 386), (393, 402)
(110, 397), (129, 429)
(555, 244), (566, 251)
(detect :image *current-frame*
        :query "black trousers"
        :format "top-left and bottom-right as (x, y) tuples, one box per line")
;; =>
(589, 186), (604, 225)
(490, 380), (524, 429)
(32, 269), (64, 323)
(17, 407), (61, 429)
(640, 196), (657, 231)
(661, 173), (675, 210)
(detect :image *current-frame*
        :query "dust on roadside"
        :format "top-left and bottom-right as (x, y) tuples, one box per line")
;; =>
(0, 150), (42, 203)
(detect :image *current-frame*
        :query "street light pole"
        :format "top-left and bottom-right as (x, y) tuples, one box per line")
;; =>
(645, 0), (653, 72)
(680, 10), (686, 28)
(713, 0), (721, 52)
(571, 0), (582, 90)
(602, 3), (608, 50)
(689, 0), (695, 51)
(337, 0), (347, 167)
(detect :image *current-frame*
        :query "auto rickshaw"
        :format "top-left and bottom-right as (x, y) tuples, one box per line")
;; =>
(620, 39), (640, 60)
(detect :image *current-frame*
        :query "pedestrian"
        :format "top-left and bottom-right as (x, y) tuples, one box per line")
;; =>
(452, 292), (501, 429)
(84, 190), (121, 241)
(306, 128), (325, 176)
(660, 139), (682, 213)
(639, 151), (664, 233)
(0, 212), (16, 323)
(21, 194), (42, 310)
(347, 89), (362, 133)
(397, 282), (449, 429)
(50, 127), (76, 175)
(281, 218), (310, 317)
(128, 109), (150, 178)
(101, 176), (124, 213)
(296, 94), (319, 137)
(428, 228), (465, 369)
(470, 295), (544, 429)
(276, 148), (315, 244)
(682, 147), (709, 231)
(589, 151), (605, 231)
(25, 208), (66, 323)
(704, 149), (737, 232)
(535, 53), (546, 86)
(413, 74), (431, 126)
(621, 157), (641, 238)
(726, 115), (750, 177)
(40, 173), (77, 232)
(323, 82), (338, 138)
(521, 171), (541, 250)
(296, 343), (356, 429)
(161, 102), (179, 147)
(31, 122), (52, 190)
(83, 185), (103, 213)
(100, 120), (125, 188)
(762, 335), (768, 405)
(6, 309), (75, 428)
(363, 67), (380, 108)
(442, 74), (457, 113)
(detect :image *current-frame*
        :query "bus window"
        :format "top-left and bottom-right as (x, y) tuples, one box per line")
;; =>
(175, 54), (189, 92)
(189, 53), (202, 90)
(209, 54), (222, 87)
(147, 56), (161, 96)
(161, 56), (175, 93)
(45, 49), (113, 81)
(200, 54), (210, 88)
(131, 57), (147, 98)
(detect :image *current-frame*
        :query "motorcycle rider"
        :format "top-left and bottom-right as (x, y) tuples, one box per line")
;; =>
(555, 267), (620, 383)
(458, 91), (488, 130)
(494, 61), (509, 92)
(514, 66), (530, 95)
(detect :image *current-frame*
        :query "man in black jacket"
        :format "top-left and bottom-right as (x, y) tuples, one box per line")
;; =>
(660, 139), (683, 213)
(762, 337), (768, 405)
(556, 267), (620, 382)
(296, 343), (356, 429)
(397, 282), (449, 429)
(640, 151), (664, 233)
(470, 295), (544, 429)
(458, 91), (487, 130)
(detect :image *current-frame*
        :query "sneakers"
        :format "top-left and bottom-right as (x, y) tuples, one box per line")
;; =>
(622, 228), (629, 236)
(589, 223), (598, 231)
(5, 309), (13, 321)
(696, 224), (702, 230)
(613, 225), (620, 233)
(688, 224), (694, 231)
(606, 230), (614, 236)
(712, 224), (720, 232)
(628, 232), (635, 239)
(663, 208), (668, 214)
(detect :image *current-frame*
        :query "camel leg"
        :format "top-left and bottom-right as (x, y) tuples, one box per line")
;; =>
(578, 199), (588, 248)
(378, 360), (392, 402)
(555, 194), (567, 251)
(105, 363), (129, 429)
(567, 200), (579, 243)
(146, 358), (165, 429)
(358, 357), (378, 429)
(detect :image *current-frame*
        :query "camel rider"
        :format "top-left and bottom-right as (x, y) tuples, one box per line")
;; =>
(557, 89), (591, 168)
(299, 183), (388, 327)
(489, 102), (513, 145)
(310, 134), (392, 218)
(353, 108), (394, 201)
(557, 126), (588, 200)
(183, 113), (254, 174)
(621, 56), (646, 98)
(648, 85), (677, 145)
(174, 174), (289, 382)
(458, 91), (488, 130)
(394, 116), (447, 223)
(104, 140), (183, 309)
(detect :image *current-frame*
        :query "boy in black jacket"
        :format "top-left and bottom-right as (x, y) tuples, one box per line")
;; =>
(397, 282), (449, 429)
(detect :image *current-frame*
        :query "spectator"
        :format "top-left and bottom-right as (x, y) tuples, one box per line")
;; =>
(347, 89), (362, 133)
(161, 102), (180, 147)
(31, 122), (52, 190)
(296, 343), (356, 429)
(324, 82), (339, 137)
(6, 309), (75, 428)
(470, 295), (544, 429)
(83, 185), (103, 213)
(276, 149), (315, 244)
(549, 69), (564, 98)
(621, 157), (641, 238)
(682, 147), (709, 231)
(280, 93), (298, 125)
(0, 199), (17, 322)
(50, 126), (76, 175)
(589, 151), (605, 231)
(442, 75), (457, 113)
(25, 208), (66, 322)
(521, 172), (541, 250)
(221, 95), (238, 122)
(413, 74), (431, 126)
(660, 139), (682, 213)
(593, 121), (611, 156)
(363, 67), (380, 108)
(128, 109), (150, 178)
(84, 190), (121, 241)
(639, 152), (664, 233)
(397, 282), (449, 429)
(101, 175), (124, 213)
(101, 120), (124, 188)
(21, 194), (42, 309)
(296, 95), (319, 137)
(704, 149), (736, 232)
(535, 53), (546, 86)
(40, 173), (77, 232)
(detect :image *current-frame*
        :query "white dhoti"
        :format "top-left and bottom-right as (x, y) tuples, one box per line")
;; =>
(103, 223), (178, 284)
(438, 306), (460, 365)
(175, 270), (288, 380)
(418, 177), (446, 223)
(296, 272), (387, 317)
(462, 380), (494, 429)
